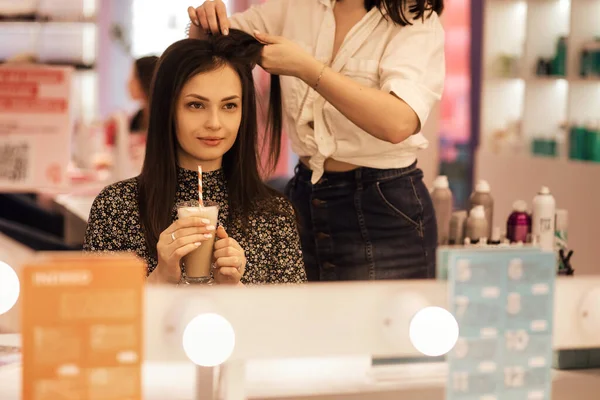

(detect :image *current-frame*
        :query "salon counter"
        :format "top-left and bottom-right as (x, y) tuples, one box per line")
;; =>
(1, 334), (600, 400)
(52, 193), (96, 245)
(34, 185), (99, 245)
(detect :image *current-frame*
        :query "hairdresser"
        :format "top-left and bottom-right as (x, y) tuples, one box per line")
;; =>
(187, 0), (445, 281)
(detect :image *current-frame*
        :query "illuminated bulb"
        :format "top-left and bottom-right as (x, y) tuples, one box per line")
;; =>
(409, 306), (459, 357)
(182, 313), (235, 367)
(0, 261), (19, 315)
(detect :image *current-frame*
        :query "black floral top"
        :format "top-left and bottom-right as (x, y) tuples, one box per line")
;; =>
(83, 167), (307, 284)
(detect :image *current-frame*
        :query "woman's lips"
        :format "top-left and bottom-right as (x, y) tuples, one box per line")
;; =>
(197, 138), (223, 147)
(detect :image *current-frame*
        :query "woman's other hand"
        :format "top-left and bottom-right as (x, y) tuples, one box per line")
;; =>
(213, 226), (246, 285)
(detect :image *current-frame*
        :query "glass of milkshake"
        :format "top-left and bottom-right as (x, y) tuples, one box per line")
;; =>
(176, 199), (219, 285)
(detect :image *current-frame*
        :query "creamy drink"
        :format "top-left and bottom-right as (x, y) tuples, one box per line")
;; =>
(176, 200), (219, 284)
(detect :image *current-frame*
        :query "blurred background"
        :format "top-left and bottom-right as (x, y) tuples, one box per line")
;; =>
(0, 0), (599, 274)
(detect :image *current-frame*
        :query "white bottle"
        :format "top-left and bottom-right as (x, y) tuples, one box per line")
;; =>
(466, 205), (489, 243)
(469, 180), (494, 239)
(532, 186), (556, 251)
(431, 175), (453, 245)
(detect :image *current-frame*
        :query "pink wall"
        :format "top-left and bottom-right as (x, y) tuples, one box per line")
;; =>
(97, 0), (135, 119)
(439, 0), (472, 160)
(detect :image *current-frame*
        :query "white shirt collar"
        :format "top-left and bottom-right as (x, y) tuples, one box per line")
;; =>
(319, 0), (388, 15)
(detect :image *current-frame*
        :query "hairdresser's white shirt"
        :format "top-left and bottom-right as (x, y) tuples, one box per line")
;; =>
(231, 0), (445, 184)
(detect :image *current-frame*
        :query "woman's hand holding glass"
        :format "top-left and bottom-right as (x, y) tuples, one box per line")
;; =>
(154, 217), (216, 283)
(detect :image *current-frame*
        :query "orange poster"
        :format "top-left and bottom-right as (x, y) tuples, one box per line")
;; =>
(20, 253), (146, 400)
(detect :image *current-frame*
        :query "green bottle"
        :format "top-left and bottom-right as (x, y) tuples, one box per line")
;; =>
(584, 123), (597, 161)
(532, 137), (541, 155)
(569, 125), (586, 160)
(581, 50), (591, 77)
(594, 37), (600, 77)
(553, 36), (567, 76)
(590, 123), (600, 163)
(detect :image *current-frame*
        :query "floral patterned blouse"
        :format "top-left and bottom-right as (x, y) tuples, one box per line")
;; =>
(83, 167), (306, 284)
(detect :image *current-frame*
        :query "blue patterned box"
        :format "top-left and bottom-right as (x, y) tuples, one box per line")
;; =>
(436, 245), (541, 280)
(444, 247), (556, 400)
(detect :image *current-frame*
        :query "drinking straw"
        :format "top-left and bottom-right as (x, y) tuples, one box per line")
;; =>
(197, 165), (204, 207)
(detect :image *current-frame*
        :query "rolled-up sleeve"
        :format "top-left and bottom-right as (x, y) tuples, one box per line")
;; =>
(229, 0), (290, 36)
(379, 13), (445, 131)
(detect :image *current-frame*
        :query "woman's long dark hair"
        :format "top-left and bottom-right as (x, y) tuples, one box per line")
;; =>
(134, 56), (159, 99)
(138, 30), (283, 257)
(131, 56), (158, 132)
(364, 0), (443, 25)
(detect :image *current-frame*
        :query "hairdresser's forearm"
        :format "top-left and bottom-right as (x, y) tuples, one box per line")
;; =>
(298, 58), (419, 144)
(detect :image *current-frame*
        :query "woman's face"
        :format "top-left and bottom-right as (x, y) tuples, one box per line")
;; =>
(175, 64), (242, 172)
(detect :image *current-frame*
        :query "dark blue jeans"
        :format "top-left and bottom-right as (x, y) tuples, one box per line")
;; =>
(285, 162), (437, 281)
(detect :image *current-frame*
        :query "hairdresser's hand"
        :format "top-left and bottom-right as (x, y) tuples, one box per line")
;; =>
(253, 31), (319, 80)
(187, 1), (230, 38)
(213, 226), (246, 285)
(152, 217), (216, 284)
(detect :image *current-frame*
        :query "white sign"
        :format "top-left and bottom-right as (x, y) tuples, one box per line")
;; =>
(0, 66), (73, 191)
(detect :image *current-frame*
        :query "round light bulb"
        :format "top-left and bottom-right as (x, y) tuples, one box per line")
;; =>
(0, 261), (19, 315)
(409, 306), (459, 357)
(182, 313), (235, 367)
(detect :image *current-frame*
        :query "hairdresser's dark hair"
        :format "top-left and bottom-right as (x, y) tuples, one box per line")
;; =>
(134, 56), (159, 98)
(130, 56), (158, 131)
(138, 30), (283, 257)
(363, 0), (443, 25)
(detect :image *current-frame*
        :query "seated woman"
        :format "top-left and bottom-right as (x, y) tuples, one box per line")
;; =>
(105, 56), (159, 143)
(83, 30), (306, 285)
(128, 55), (158, 133)
(102, 56), (158, 178)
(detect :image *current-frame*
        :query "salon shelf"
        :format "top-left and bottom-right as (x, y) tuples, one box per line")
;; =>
(474, 150), (600, 275)
(0, 0), (100, 123)
(0, 18), (96, 24)
(480, 0), (600, 153)
(0, 60), (95, 70)
(0, 14), (36, 22)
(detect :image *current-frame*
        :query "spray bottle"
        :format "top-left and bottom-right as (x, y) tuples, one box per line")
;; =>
(469, 180), (494, 239)
(532, 186), (556, 251)
(431, 176), (453, 245)
(466, 205), (489, 244)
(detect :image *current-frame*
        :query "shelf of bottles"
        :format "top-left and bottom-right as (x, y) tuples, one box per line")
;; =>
(0, 0), (98, 124)
(480, 0), (600, 164)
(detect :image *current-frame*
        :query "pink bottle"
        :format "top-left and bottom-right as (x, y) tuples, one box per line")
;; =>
(506, 200), (531, 243)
